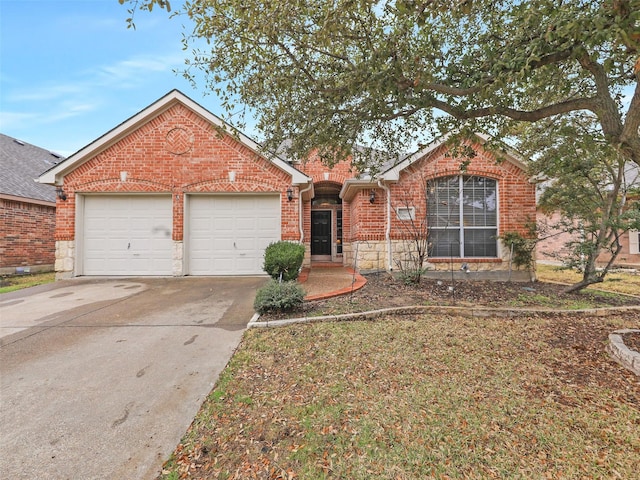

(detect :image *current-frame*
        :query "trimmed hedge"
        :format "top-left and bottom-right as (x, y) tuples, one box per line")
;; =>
(263, 241), (305, 281)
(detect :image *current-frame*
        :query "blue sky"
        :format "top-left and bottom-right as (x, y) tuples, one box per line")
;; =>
(0, 0), (236, 157)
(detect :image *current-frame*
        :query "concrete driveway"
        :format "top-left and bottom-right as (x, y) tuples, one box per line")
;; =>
(0, 276), (265, 480)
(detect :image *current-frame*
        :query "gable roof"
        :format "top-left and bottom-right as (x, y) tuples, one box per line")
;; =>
(380, 132), (528, 182)
(340, 132), (529, 200)
(0, 133), (60, 204)
(37, 89), (310, 186)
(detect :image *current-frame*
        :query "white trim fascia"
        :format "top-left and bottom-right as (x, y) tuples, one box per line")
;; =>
(379, 133), (452, 181)
(37, 90), (310, 186)
(339, 178), (377, 201)
(379, 132), (528, 181)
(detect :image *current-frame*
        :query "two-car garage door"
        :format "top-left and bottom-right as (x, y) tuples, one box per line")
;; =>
(81, 194), (280, 276)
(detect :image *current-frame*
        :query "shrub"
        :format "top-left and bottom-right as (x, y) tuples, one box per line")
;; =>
(254, 280), (306, 314)
(500, 231), (536, 269)
(263, 241), (305, 281)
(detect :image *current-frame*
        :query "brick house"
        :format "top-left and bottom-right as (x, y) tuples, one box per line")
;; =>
(536, 163), (640, 268)
(536, 211), (640, 268)
(38, 90), (536, 280)
(1, 133), (60, 274)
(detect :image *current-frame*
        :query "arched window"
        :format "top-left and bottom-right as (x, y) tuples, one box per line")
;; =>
(427, 176), (497, 257)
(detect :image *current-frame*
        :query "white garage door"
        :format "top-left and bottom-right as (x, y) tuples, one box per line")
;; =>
(82, 195), (173, 275)
(188, 194), (281, 275)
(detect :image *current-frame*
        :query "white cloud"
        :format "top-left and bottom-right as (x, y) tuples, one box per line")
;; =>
(93, 54), (184, 87)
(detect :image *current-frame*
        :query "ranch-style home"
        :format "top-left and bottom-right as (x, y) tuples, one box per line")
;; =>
(38, 90), (536, 280)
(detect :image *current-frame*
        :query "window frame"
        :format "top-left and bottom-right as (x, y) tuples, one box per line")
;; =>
(427, 175), (499, 258)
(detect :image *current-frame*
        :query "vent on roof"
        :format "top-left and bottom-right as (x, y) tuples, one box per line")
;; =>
(13, 139), (25, 146)
(50, 152), (61, 159)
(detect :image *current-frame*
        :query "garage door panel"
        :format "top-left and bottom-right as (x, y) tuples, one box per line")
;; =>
(82, 196), (173, 276)
(188, 195), (280, 275)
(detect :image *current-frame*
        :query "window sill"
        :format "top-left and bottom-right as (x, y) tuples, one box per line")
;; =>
(428, 258), (502, 264)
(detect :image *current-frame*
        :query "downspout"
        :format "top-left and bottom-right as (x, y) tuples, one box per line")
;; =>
(298, 182), (313, 243)
(378, 179), (392, 271)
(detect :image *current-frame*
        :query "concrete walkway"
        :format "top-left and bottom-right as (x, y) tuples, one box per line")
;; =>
(298, 264), (367, 301)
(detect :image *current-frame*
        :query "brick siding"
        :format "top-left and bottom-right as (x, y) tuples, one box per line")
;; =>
(1, 198), (55, 269)
(56, 103), (300, 242)
(388, 141), (536, 245)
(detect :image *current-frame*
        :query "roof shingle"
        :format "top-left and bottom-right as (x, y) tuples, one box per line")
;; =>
(0, 133), (62, 203)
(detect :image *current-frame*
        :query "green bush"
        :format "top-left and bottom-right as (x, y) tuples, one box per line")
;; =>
(254, 280), (306, 314)
(500, 231), (536, 269)
(263, 241), (305, 281)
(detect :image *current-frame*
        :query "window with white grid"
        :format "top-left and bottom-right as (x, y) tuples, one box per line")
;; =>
(427, 176), (498, 257)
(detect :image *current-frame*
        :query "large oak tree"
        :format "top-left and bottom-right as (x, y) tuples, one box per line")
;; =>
(122, 0), (639, 170)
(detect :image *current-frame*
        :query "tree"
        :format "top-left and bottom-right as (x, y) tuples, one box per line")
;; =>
(121, 0), (639, 172)
(518, 113), (640, 292)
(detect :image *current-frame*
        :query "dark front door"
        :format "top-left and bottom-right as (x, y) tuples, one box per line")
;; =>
(311, 211), (331, 255)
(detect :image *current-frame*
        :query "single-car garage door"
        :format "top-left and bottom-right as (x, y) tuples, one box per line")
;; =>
(188, 194), (280, 275)
(82, 195), (173, 275)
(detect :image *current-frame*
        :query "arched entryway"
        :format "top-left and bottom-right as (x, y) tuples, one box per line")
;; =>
(311, 181), (343, 263)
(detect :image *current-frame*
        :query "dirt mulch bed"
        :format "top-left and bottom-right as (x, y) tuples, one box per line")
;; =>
(261, 273), (640, 322)
(623, 331), (640, 353)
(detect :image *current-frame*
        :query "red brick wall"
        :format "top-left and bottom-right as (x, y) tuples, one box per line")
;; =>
(389, 141), (536, 242)
(1, 198), (55, 269)
(56, 103), (299, 241)
(537, 210), (640, 267)
(298, 154), (355, 243)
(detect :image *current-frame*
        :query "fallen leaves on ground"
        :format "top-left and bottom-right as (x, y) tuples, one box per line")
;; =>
(159, 311), (639, 480)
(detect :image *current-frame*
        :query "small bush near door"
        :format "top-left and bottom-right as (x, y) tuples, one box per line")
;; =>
(254, 280), (306, 314)
(263, 241), (305, 281)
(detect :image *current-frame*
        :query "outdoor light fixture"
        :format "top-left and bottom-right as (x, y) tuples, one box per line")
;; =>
(369, 189), (376, 203)
(287, 186), (294, 202)
(55, 186), (67, 201)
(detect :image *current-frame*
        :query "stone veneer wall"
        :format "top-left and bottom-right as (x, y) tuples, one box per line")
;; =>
(54, 240), (75, 280)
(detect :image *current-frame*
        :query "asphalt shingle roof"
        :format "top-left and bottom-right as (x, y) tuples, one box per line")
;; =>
(0, 133), (62, 203)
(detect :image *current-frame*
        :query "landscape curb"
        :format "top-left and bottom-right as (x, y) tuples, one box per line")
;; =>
(247, 304), (640, 329)
(607, 329), (640, 377)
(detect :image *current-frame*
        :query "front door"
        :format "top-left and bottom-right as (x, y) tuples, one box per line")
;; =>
(311, 211), (332, 256)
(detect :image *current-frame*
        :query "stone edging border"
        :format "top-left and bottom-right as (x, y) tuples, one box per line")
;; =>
(607, 329), (640, 377)
(247, 304), (640, 329)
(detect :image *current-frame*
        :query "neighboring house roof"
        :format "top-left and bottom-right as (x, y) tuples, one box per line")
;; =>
(38, 89), (310, 186)
(0, 133), (61, 204)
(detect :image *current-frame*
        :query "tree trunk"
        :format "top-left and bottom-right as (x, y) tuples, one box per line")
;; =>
(563, 275), (604, 293)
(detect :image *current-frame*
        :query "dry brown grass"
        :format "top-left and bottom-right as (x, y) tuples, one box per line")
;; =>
(536, 264), (640, 296)
(160, 313), (640, 480)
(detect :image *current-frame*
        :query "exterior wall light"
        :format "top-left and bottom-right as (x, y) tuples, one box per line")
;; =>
(55, 186), (67, 201)
(369, 189), (376, 203)
(287, 186), (294, 202)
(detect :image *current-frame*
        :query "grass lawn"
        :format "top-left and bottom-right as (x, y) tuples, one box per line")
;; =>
(0, 272), (55, 294)
(161, 313), (639, 479)
(536, 264), (640, 296)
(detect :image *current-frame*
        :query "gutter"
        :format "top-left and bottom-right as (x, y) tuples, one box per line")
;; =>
(378, 178), (393, 271)
(298, 182), (313, 242)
